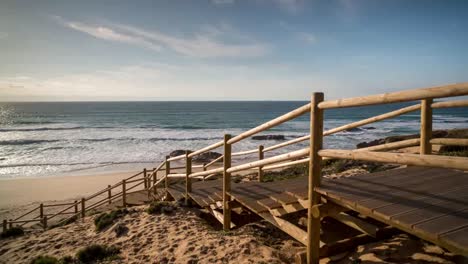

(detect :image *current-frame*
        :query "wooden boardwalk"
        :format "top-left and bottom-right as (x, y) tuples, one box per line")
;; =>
(168, 166), (468, 256)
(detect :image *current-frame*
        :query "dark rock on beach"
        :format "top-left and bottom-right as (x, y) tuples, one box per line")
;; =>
(345, 127), (363, 132)
(170, 149), (222, 162)
(170, 150), (191, 157)
(193, 152), (222, 163)
(252, 135), (285, 141)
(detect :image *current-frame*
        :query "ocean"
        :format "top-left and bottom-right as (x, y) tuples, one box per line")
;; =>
(0, 101), (467, 178)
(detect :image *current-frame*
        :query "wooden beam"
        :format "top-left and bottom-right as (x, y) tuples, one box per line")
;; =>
(258, 145), (264, 182)
(324, 104), (421, 136)
(264, 135), (310, 152)
(165, 156), (170, 190)
(420, 99), (433, 155)
(223, 134), (232, 231)
(432, 99), (468, 108)
(226, 148), (309, 173)
(263, 157), (310, 171)
(430, 138), (468, 146)
(356, 138), (420, 152)
(318, 149), (468, 171)
(185, 151), (192, 205)
(209, 205), (236, 228)
(259, 212), (314, 246)
(318, 82), (468, 109)
(308, 92), (324, 264)
(331, 213), (379, 238)
(188, 140), (224, 158)
(311, 203), (347, 218)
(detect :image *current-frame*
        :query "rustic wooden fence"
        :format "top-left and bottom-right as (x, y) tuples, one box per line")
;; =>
(3, 82), (468, 263)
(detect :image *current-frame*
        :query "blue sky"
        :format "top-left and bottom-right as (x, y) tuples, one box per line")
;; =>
(1, 0), (467, 101)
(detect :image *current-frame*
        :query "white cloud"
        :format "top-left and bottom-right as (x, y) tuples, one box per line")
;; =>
(54, 16), (269, 58)
(0, 63), (340, 101)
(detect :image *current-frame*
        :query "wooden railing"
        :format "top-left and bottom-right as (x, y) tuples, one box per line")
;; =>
(3, 82), (468, 264)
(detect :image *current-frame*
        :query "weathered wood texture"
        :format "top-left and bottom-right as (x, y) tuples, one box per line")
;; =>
(315, 166), (468, 256)
(318, 82), (468, 109)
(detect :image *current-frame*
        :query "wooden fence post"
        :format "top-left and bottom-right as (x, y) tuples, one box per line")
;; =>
(185, 151), (192, 205)
(202, 163), (207, 181)
(143, 168), (148, 189)
(223, 134), (232, 231)
(165, 156), (170, 190)
(39, 203), (44, 220)
(2, 219), (7, 232)
(81, 198), (85, 219)
(122, 180), (127, 207)
(74, 200), (78, 214)
(42, 216), (47, 230)
(258, 145), (264, 182)
(8, 219), (12, 229)
(107, 185), (112, 204)
(307, 92), (324, 264)
(153, 169), (157, 195)
(420, 98), (433, 155)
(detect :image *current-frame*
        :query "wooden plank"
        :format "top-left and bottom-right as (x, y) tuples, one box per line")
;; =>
(257, 198), (283, 210)
(358, 170), (465, 214)
(389, 186), (468, 219)
(413, 208), (468, 238)
(269, 192), (299, 205)
(317, 167), (443, 205)
(439, 226), (468, 256)
(372, 180), (468, 219)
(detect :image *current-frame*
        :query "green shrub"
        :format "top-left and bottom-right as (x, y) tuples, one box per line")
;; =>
(1, 226), (24, 239)
(147, 201), (176, 215)
(76, 244), (120, 263)
(30, 255), (59, 264)
(93, 209), (127, 231)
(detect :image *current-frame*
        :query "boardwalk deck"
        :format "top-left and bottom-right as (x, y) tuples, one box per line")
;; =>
(176, 166), (468, 256)
(316, 166), (468, 256)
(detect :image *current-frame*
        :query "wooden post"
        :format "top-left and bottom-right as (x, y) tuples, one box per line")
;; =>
(39, 203), (44, 220)
(8, 219), (12, 229)
(143, 168), (148, 189)
(81, 198), (85, 219)
(107, 185), (112, 204)
(165, 156), (170, 190)
(74, 200), (78, 214)
(307, 92), (324, 264)
(202, 163), (207, 181)
(420, 98), (433, 155)
(185, 151), (192, 204)
(122, 180), (127, 207)
(153, 168), (157, 195)
(42, 216), (47, 230)
(223, 134), (232, 231)
(258, 145), (264, 182)
(2, 219), (7, 232)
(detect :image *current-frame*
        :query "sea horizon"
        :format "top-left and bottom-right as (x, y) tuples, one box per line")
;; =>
(1, 101), (467, 179)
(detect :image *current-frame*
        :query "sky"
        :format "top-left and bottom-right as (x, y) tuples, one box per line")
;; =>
(0, 0), (467, 101)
